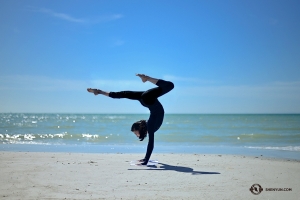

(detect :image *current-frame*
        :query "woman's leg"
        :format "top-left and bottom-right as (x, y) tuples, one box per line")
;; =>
(88, 88), (143, 100)
(140, 79), (174, 105)
(87, 88), (110, 96)
(109, 91), (143, 100)
(88, 74), (174, 102)
(155, 79), (174, 97)
(141, 87), (162, 105)
(136, 74), (174, 97)
(136, 74), (159, 84)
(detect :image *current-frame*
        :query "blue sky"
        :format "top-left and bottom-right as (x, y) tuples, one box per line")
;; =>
(0, 0), (299, 113)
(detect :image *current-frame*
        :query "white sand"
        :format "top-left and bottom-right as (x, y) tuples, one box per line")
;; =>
(0, 152), (299, 199)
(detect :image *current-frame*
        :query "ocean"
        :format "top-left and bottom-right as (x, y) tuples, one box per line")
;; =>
(1, 113), (300, 160)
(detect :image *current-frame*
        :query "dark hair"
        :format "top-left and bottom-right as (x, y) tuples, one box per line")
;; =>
(131, 120), (147, 141)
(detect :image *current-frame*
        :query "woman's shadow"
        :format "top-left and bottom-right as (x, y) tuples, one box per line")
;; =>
(128, 162), (220, 175)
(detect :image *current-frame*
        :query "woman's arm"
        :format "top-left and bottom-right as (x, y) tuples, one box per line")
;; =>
(141, 131), (154, 165)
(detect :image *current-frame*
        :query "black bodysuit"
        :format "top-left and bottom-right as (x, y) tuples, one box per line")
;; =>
(109, 79), (174, 165)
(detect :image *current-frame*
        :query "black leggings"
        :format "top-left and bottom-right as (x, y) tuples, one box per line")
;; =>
(109, 79), (174, 106)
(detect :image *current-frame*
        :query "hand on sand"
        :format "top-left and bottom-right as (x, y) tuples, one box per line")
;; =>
(136, 159), (146, 166)
(136, 163), (147, 166)
(136, 74), (148, 83)
(87, 88), (100, 95)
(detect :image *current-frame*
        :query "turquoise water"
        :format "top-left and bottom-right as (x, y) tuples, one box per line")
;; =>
(1, 113), (300, 159)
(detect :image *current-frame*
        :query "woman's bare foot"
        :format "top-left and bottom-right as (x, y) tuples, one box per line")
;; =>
(87, 88), (101, 95)
(136, 74), (159, 85)
(136, 74), (149, 83)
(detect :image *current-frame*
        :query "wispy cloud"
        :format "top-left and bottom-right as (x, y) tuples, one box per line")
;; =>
(89, 79), (153, 91)
(91, 14), (123, 23)
(13, 28), (20, 34)
(1, 75), (300, 113)
(175, 81), (300, 100)
(163, 75), (215, 84)
(2, 75), (299, 101)
(27, 6), (123, 24)
(269, 18), (278, 25)
(37, 8), (86, 23)
(108, 38), (125, 47)
(0, 75), (151, 92)
(112, 39), (125, 47)
(162, 81), (300, 113)
(0, 75), (88, 91)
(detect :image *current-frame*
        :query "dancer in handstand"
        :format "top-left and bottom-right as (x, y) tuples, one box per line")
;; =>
(87, 74), (174, 165)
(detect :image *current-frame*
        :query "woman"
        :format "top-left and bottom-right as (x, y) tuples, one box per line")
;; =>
(87, 74), (174, 165)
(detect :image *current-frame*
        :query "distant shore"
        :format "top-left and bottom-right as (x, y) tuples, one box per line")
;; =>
(1, 152), (299, 199)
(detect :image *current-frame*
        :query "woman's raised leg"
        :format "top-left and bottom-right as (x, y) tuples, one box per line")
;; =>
(136, 74), (174, 105)
(87, 88), (143, 100)
(155, 79), (174, 97)
(136, 74), (174, 96)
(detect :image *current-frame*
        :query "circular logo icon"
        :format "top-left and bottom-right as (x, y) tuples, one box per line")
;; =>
(250, 184), (263, 195)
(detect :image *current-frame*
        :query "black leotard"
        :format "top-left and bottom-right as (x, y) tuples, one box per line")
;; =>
(109, 79), (174, 165)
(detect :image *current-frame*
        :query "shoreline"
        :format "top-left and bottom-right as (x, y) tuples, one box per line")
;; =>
(1, 152), (299, 199)
(1, 143), (300, 161)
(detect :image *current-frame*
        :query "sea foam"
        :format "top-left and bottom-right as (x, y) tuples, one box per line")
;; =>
(245, 146), (300, 151)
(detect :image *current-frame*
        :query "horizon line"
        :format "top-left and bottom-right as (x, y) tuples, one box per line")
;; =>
(1, 112), (299, 115)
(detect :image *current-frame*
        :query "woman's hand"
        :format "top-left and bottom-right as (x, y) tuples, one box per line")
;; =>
(136, 163), (147, 166)
(136, 159), (147, 166)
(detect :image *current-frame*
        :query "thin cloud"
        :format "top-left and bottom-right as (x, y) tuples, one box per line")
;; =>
(0, 75), (88, 91)
(163, 75), (215, 84)
(92, 14), (123, 23)
(113, 39), (125, 46)
(269, 18), (278, 25)
(176, 81), (300, 99)
(109, 38), (125, 47)
(89, 79), (153, 91)
(27, 6), (123, 24)
(3, 75), (298, 101)
(13, 28), (20, 33)
(1, 75), (300, 113)
(0, 75), (151, 92)
(38, 8), (86, 23)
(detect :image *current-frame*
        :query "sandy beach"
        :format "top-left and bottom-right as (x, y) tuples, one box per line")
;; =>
(0, 152), (299, 200)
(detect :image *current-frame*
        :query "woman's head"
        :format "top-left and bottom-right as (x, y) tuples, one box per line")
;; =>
(131, 120), (147, 141)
